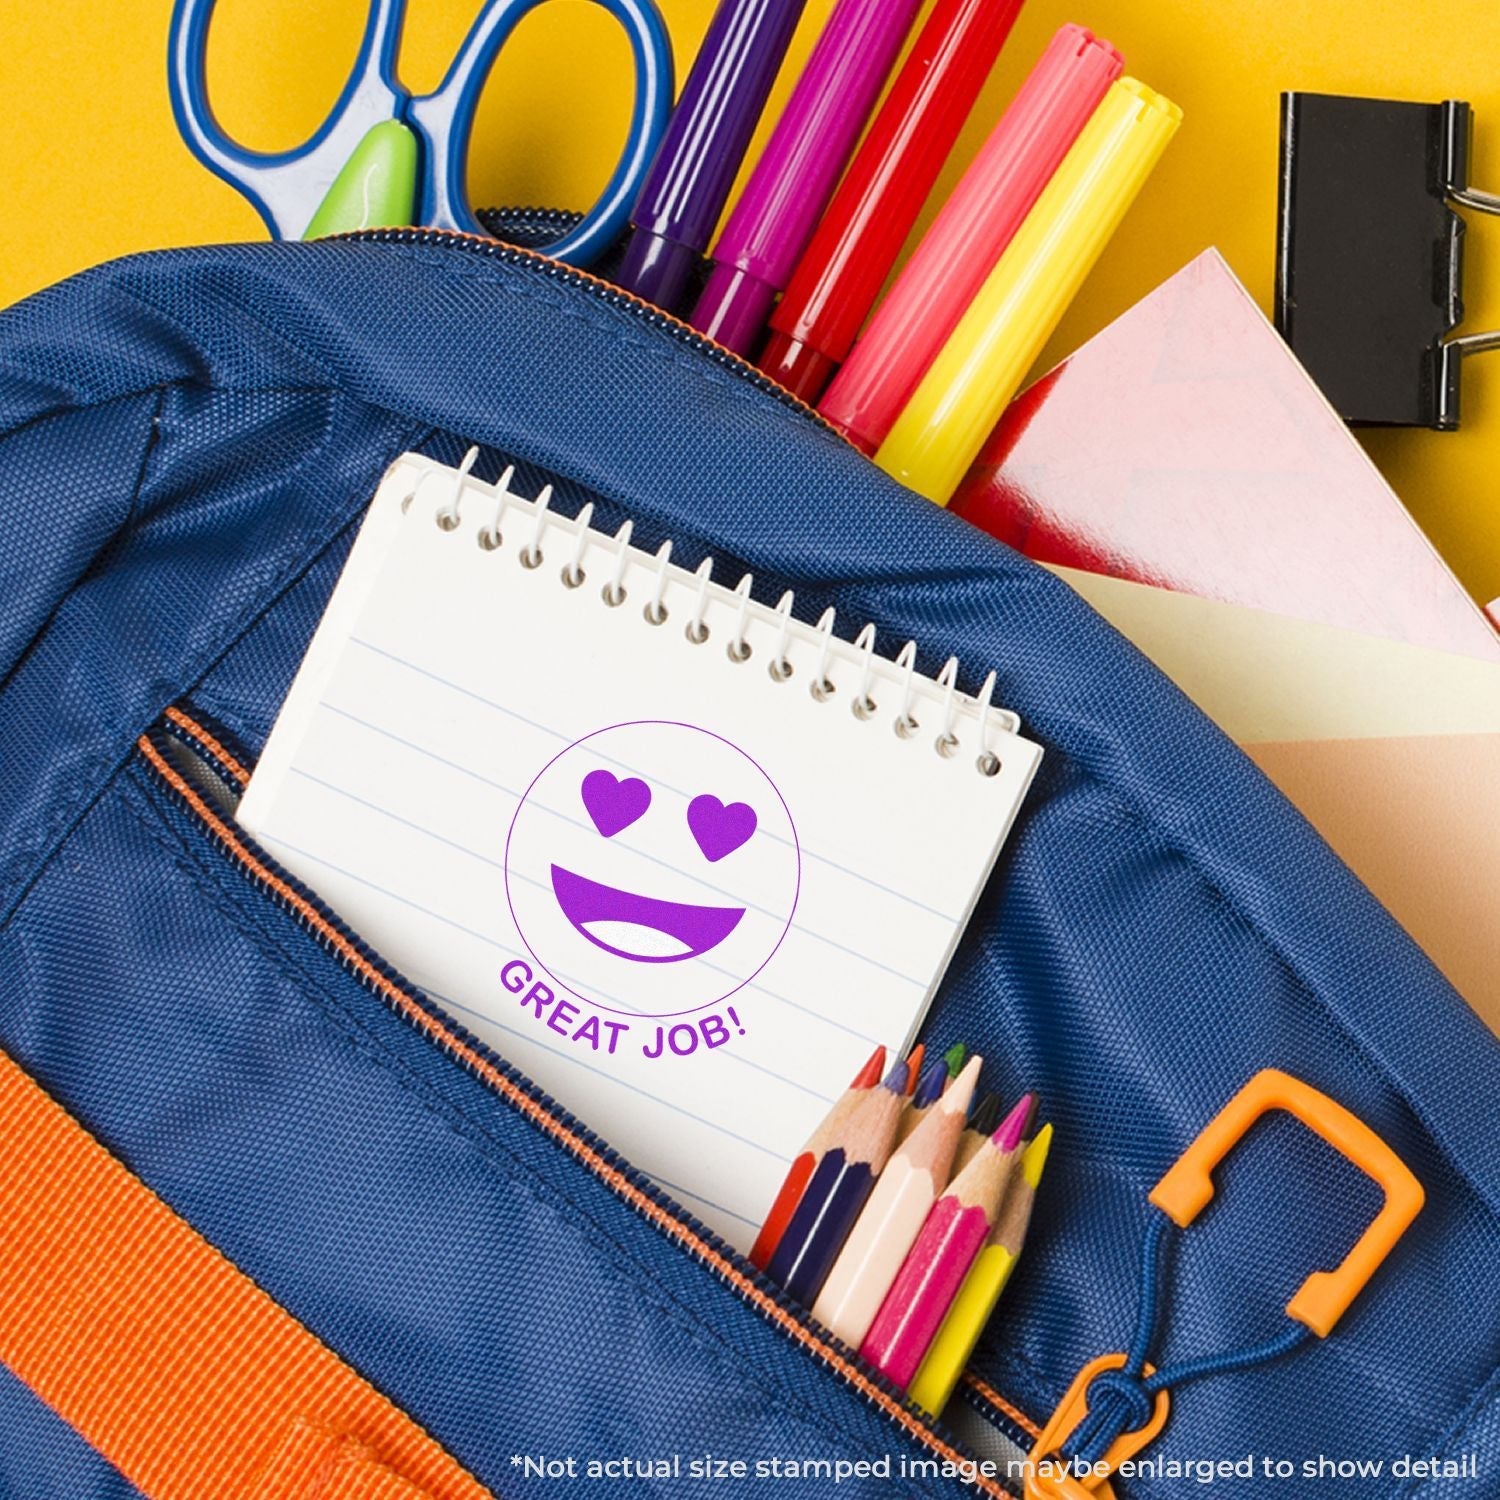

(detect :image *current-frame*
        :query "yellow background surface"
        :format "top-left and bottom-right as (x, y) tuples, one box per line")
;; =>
(5, 0), (1500, 604)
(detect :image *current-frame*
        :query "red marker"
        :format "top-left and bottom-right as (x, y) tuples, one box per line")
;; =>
(759, 0), (1026, 403)
(819, 24), (1123, 452)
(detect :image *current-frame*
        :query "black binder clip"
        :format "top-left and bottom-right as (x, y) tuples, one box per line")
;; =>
(1276, 92), (1500, 429)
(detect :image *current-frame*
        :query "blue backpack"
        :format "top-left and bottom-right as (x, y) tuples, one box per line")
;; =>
(1, 232), (1495, 1498)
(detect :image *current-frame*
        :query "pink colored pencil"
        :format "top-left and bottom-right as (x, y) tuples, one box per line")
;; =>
(859, 1093), (1033, 1386)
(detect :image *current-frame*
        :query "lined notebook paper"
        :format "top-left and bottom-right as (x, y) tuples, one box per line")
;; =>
(241, 454), (1041, 1246)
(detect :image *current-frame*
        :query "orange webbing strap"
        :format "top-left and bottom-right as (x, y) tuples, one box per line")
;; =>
(252, 1421), (441, 1500)
(0, 1048), (493, 1500)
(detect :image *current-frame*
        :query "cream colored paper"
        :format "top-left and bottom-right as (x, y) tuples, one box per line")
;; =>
(1050, 565), (1500, 1026)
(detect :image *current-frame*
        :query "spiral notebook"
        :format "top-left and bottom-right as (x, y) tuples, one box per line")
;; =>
(240, 453), (1041, 1246)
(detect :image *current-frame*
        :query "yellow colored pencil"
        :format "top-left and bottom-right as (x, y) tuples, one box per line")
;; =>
(875, 79), (1181, 505)
(908, 1122), (1053, 1418)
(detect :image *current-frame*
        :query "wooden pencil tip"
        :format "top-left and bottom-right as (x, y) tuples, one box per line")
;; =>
(940, 1055), (984, 1115)
(1021, 1123), (1054, 1186)
(903, 1044), (925, 1095)
(850, 1045), (887, 1090)
(994, 1093), (1035, 1152)
(942, 1041), (967, 1077)
(968, 1091), (1001, 1136)
(882, 1058), (910, 1094)
(913, 1059), (947, 1108)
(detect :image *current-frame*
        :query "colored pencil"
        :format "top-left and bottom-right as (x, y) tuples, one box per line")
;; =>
(951, 1090), (1001, 1174)
(942, 1041), (968, 1079)
(909, 1122), (1053, 1416)
(749, 1044), (886, 1269)
(895, 1057), (950, 1144)
(765, 1058), (910, 1305)
(859, 1093), (1033, 1386)
(813, 1056), (981, 1349)
(903, 1043), (925, 1096)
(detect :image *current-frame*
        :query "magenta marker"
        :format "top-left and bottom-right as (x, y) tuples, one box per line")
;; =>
(689, 0), (925, 355)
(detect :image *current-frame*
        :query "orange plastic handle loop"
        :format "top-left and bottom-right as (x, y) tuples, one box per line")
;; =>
(1149, 1069), (1424, 1336)
(1024, 1353), (1170, 1500)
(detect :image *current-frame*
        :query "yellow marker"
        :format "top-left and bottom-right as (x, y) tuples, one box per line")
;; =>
(908, 1123), (1054, 1419)
(875, 80), (1182, 505)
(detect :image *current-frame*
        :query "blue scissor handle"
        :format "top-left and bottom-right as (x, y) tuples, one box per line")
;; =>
(169, 0), (673, 266)
(407, 0), (673, 266)
(168, 0), (408, 241)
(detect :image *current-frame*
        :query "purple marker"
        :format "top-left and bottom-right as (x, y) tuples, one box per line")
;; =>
(618, 0), (809, 314)
(689, 0), (925, 355)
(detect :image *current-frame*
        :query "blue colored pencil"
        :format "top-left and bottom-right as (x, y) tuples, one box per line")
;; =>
(895, 1057), (951, 1145)
(765, 1057), (909, 1305)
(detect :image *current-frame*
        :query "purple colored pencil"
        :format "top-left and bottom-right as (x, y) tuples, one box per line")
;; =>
(618, 0), (809, 313)
(689, 0), (925, 354)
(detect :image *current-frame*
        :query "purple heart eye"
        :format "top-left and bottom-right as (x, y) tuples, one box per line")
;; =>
(580, 769), (652, 837)
(580, 773), (756, 862)
(687, 795), (757, 862)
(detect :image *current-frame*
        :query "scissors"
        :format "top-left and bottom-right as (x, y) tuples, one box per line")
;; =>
(168, 0), (674, 267)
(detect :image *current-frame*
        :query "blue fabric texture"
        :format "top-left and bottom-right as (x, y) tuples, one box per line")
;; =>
(0, 1366), (142, 1500)
(0, 236), (1495, 1498)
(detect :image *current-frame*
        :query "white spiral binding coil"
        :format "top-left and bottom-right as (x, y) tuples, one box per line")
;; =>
(406, 451), (1024, 776)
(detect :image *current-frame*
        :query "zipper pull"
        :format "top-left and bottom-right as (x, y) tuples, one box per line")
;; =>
(1023, 1353), (1169, 1499)
(1024, 1069), (1424, 1496)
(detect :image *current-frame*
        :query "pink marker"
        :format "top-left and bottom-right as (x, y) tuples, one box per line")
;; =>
(819, 25), (1123, 453)
(859, 1094), (1033, 1387)
(689, 0), (926, 356)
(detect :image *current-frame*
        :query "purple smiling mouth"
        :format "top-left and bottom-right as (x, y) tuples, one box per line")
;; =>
(550, 864), (745, 963)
